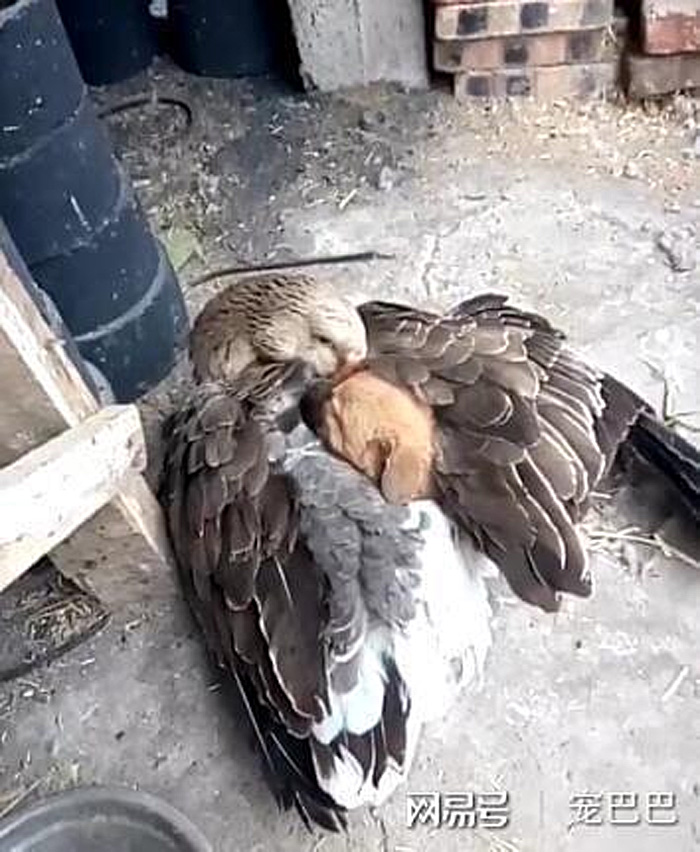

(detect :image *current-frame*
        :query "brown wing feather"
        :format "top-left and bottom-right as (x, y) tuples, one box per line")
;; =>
(358, 298), (616, 612)
(162, 386), (327, 717)
(160, 383), (344, 825)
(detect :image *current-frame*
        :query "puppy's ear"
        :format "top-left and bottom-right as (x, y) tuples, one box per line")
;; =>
(380, 444), (431, 505)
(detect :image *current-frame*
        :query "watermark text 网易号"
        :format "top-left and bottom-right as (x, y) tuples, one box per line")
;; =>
(406, 791), (510, 829)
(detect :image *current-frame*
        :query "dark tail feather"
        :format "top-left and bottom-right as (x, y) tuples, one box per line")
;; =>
(627, 411), (700, 522)
(231, 663), (347, 833)
(597, 374), (646, 476)
(601, 373), (700, 520)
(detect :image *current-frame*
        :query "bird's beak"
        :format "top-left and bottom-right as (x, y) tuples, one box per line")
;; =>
(335, 343), (368, 380)
(334, 357), (365, 384)
(348, 343), (368, 364)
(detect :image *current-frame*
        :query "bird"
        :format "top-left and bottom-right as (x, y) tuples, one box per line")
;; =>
(301, 292), (700, 612)
(159, 276), (700, 830)
(160, 274), (493, 831)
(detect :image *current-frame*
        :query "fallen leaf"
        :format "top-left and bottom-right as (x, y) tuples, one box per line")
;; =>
(164, 226), (201, 271)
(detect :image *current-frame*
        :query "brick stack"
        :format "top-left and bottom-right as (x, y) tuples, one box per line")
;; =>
(432, 0), (616, 101)
(627, 0), (700, 97)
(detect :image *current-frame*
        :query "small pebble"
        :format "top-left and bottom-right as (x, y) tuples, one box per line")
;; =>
(657, 226), (697, 272)
(376, 165), (395, 192)
(622, 160), (642, 179)
(359, 109), (386, 132)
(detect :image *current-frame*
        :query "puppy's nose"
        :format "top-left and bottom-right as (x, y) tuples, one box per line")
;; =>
(334, 358), (365, 384)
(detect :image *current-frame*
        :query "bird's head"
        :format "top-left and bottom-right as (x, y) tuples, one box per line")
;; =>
(253, 285), (367, 377)
(190, 274), (367, 383)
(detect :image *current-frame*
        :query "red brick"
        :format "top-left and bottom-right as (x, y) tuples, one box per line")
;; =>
(627, 50), (700, 96)
(434, 30), (608, 70)
(435, 0), (613, 40)
(642, 0), (700, 54)
(454, 61), (614, 100)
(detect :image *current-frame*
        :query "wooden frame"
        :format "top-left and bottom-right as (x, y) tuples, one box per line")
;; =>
(0, 405), (146, 592)
(0, 231), (175, 603)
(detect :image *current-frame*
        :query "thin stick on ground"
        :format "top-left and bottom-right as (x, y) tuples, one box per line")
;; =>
(188, 250), (395, 288)
(642, 359), (700, 433)
(0, 776), (44, 822)
(586, 527), (700, 571)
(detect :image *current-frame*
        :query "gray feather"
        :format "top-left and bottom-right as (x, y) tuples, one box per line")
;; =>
(280, 425), (424, 693)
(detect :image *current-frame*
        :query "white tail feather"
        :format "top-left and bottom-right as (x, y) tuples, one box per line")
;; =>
(312, 500), (493, 809)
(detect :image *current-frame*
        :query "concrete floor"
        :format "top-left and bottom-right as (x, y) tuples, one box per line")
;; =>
(2, 67), (700, 851)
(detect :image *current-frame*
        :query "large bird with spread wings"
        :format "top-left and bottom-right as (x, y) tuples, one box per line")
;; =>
(160, 275), (699, 830)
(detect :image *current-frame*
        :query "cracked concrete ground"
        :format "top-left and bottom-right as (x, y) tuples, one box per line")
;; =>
(1, 65), (700, 851)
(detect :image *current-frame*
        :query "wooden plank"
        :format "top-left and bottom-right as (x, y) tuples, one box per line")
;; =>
(626, 50), (700, 97)
(0, 406), (145, 593)
(434, 29), (608, 70)
(0, 241), (98, 468)
(435, 0), (613, 40)
(454, 60), (614, 99)
(0, 231), (175, 603)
